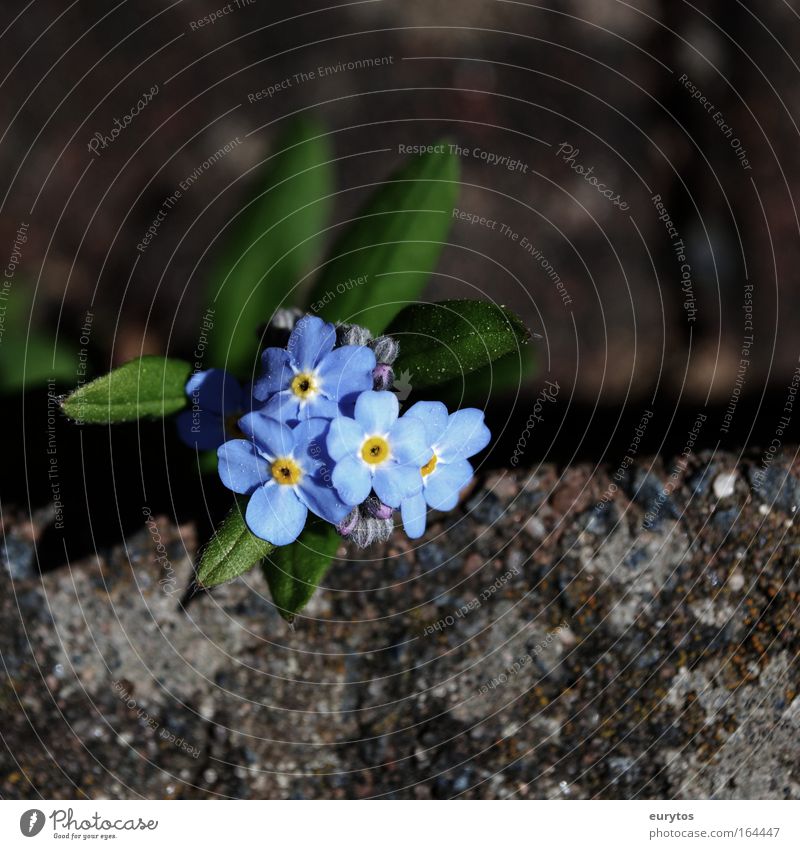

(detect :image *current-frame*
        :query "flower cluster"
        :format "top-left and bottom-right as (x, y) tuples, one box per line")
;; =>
(180, 315), (490, 547)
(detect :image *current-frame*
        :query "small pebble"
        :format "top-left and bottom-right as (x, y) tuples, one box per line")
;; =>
(728, 570), (745, 591)
(524, 516), (546, 539)
(713, 471), (737, 499)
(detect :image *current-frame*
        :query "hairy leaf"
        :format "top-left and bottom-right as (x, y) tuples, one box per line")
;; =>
(262, 517), (341, 622)
(308, 145), (459, 333)
(389, 299), (530, 391)
(60, 355), (191, 423)
(208, 118), (333, 374)
(197, 499), (274, 588)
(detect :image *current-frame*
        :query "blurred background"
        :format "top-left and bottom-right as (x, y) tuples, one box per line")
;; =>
(2, 0), (800, 802)
(2, 0), (798, 413)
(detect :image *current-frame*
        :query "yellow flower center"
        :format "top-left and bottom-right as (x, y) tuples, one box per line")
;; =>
(420, 454), (438, 477)
(291, 372), (318, 400)
(271, 457), (302, 486)
(361, 435), (391, 465)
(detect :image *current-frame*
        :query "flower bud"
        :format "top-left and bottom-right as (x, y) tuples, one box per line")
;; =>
(350, 516), (394, 548)
(271, 307), (303, 330)
(336, 323), (373, 347)
(364, 497), (393, 520)
(259, 308), (303, 348)
(372, 363), (394, 391)
(336, 508), (359, 538)
(370, 335), (399, 365)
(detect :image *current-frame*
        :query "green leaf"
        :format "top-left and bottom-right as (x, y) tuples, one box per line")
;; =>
(60, 355), (191, 423)
(197, 499), (274, 588)
(308, 144), (459, 334)
(208, 118), (333, 375)
(262, 517), (341, 622)
(389, 299), (530, 391)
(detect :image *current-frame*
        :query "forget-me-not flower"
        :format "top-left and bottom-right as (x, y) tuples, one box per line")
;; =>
(327, 390), (429, 508)
(399, 401), (491, 539)
(218, 413), (350, 546)
(177, 369), (252, 451)
(253, 315), (376, 422)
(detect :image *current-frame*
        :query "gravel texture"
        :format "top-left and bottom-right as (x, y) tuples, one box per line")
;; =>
(2, 450), (798, 799)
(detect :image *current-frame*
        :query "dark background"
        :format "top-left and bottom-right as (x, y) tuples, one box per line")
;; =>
(2, 0), (800, 804)
(3, 0), (798, 404)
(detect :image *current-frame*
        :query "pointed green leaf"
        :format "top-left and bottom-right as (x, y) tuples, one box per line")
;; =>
(389, 299), (530, 391)
(208, 118), (333, 375)
(197, 500), (274, 588)
(60, 355), (191, 423)
(262, 517), (341, 622)
(308, 145), (459, 333)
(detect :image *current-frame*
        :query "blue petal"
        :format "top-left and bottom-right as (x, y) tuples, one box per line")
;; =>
(260, 391), (301, 425)
(425, 459), (473, 511)
(326, 416), (365, 461)
(245, 484), (308, 546)
(291, 418), (333, 472)
(332, 455), (372, 505)
(401, 491), (428, 539)
(373, 463), (423, 508)
(253, 348), (293, 401)
(437, 408), (491, 461)
(298, 475), (352, 524)
(185, 369), (243, 415)
(404, 400), (449, 446)
(317, 345), (376, 403)
(176, 409), (226, 451)
(237, 413), (294, 459)
(218, 439), (270, 494)
(300, 395), (341, 420)
(287, 315), (336, 370)
(355, 390), (398, 433)
(388, 417), (429, 465)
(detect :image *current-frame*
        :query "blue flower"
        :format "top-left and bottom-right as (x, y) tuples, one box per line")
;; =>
(399, 401), (491, 539)
(327, 391), (429, 508)
(217, 414), (350, 546)
(253, 315), (376, 422)
(177, 369), (252, 451)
